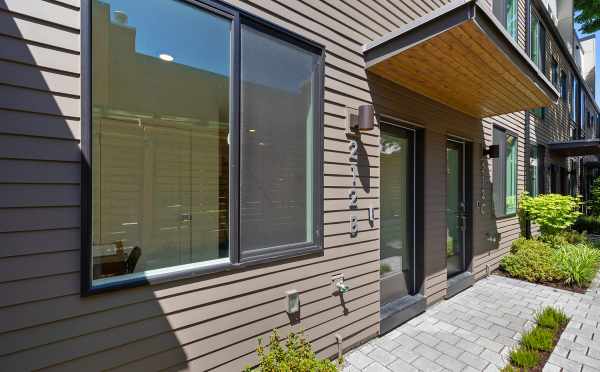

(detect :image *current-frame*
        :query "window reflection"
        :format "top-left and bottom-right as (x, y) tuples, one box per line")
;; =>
(239, 25), (319, 257)
(91, 0), (230, 283)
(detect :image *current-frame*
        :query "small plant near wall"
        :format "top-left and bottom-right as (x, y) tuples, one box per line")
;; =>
(518, 193), (582, 236)
(501, 306), (569, 371)
(244, 329), (342, 372)
(380, 263), (392, 276)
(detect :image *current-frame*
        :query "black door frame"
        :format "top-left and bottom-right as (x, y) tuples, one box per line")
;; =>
(446, 137), (473, 277)
(379, 121), (417, 302)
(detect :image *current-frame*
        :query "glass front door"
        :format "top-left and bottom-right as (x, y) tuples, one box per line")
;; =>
(380, 124), (414, 305)
(446, 140), (466, 277)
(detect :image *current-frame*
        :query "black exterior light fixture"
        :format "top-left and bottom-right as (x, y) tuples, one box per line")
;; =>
(346, 104), (375, 134)
(358, 104), (375, 131)
(484, 144), (500, 158)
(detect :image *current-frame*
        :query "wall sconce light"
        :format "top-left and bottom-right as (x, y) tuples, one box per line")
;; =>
(346, 105), (375, 134)
(483, 144), (500, 158)
(358, 104), (375, 131)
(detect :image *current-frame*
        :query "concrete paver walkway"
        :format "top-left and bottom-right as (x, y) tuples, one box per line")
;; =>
(343, 274), (600, 372)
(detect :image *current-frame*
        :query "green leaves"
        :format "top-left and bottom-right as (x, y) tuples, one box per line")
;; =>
(588, 176), (600, 215)
(519, 193), (582, 236)
(535, 307), (569, 331)
(553, 244), (600, 286)
(501, 235), (600, 287)
(245, 329), (341, 372)
(500, 237), (563, 282)
(575, 0), (600, 34)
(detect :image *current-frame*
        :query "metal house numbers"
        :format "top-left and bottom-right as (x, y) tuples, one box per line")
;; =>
(349, 140), (359, 236)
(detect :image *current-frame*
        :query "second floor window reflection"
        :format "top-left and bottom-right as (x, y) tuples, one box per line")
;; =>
(529, 10), (544, 69)
(494, 0), (517, 40)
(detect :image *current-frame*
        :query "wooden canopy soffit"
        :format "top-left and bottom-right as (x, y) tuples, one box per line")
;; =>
(363, 0), (559, 119)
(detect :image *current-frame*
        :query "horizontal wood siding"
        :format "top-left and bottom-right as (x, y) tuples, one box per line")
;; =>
(0, 0), (449, 371)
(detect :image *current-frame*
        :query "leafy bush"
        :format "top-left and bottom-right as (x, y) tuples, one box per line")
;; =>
(589, 177), (600, 216)
(535, 307), (569, 331)
(509, 347), (539, 368)
(500, 239), (563, 282)
(501, 237), (600, 287)
(519, 194), (582, 236)
(573, 215), (600, 234)
(520, 327), (554, 352)
(541, 230), (588, 249)
(553, 244), (600, 287)
(244, 330), (341, 372)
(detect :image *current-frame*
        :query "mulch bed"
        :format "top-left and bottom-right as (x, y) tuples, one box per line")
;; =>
(492, 269), (587, 294)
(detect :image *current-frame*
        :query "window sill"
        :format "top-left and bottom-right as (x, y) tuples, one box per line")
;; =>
(83, 245), (323, 296)
(495, 213), (517, 220)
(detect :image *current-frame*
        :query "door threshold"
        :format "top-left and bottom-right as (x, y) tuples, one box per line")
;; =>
(446, 271), (474, 299)
(380, 294), (426, 335)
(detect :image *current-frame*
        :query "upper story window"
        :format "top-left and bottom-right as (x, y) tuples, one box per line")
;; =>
(571, 75), (577, 121)
(86, 0), (324, 292)
(551, 58), (558, 87)
(493, 127), (518, 217)
(528, 8), (544, 70)
(560, 70), (568, 102)
(494, 0), (518, 40)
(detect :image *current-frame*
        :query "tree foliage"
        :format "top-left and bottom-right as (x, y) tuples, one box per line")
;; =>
(519, 193), (581, 235)
(575, 0), (600, 34)
(589, 177), (600, 216)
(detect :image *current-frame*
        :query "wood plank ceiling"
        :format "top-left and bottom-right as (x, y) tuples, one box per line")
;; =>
(367, 20), (554, 119)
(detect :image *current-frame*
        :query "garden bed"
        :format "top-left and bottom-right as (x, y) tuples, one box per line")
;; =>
(492, 269), (587, 293)
(498, 232), (600, 293)
(502, 307), (570, 372)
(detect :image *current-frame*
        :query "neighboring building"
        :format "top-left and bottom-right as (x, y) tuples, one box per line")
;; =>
(580, 35), (596, 98)
(0, 0), (597, 371)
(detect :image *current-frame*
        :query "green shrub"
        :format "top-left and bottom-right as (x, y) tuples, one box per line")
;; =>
(509, 347), (539, 368)
(244, 329), (341, 372)
(535, 307), (569, 330)
(573, 215), (600, 234)
(589, 177), (600, 216)
(500, 239), (562, 282)
(519, 194), (582, 236)
(520, 327), (554, 352)
(541, 230), (588, 249)
(553, 244), (600, 287)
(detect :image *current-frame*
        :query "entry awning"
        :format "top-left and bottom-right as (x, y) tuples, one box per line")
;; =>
(363, 0), (559, 119)
(548, 139), (600, 157)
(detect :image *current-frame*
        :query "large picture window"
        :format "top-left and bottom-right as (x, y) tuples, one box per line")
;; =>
(85, 0), (324, 292)
(493, 127), (518, 217)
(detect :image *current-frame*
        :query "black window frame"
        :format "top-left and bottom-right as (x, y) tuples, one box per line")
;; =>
(80, 0), (325, 295)
(492, 126), (518, 218)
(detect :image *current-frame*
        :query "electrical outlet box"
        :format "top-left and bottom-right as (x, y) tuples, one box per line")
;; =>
(285, 290), (299, 314)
